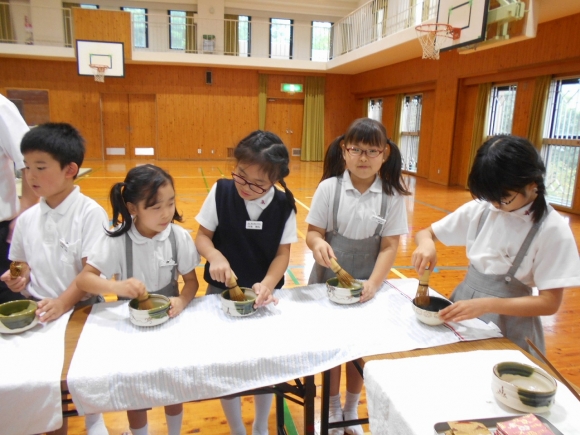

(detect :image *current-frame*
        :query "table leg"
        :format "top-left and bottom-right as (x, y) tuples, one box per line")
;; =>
(276, 393), (287, 435)
(303, 375), (316, 435)
(320, 369), (331, 435)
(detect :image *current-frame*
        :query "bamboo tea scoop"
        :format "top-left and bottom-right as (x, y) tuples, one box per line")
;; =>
(137, 291), (155, 310)
(227, 275), (246, 302)
(414, 268), (431, 307)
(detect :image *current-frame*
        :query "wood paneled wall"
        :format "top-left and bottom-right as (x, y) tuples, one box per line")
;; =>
(350, 12), (580, 188)
(73, 8), (132, 61)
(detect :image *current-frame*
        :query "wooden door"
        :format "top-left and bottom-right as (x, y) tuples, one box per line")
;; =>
(128, 94), (157, 158)
(265, 99), (304, 159)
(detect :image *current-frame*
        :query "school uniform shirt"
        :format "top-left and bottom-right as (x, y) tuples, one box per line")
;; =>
(306, 171), (408, 239)
(87, 223), (200, 291)
(0, 95), (29, 222)
(196, 182), (298, 244)
(9, 186), (109, 300)
(431, 200), (580, 290)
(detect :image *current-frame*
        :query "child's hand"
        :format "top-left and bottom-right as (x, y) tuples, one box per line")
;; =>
(113, 278), (147, 299)
(208, 257), (233, 284)
(411, 243), (437, 276)
(252, 283), (279, 307)
(168, 296), (187, 317)
(438, 298), (491, 323)
(36, 298), (68, 323)
(310, 239), (335, 268)
(0, 268), (29, 293)
(360, 281), (380, 303)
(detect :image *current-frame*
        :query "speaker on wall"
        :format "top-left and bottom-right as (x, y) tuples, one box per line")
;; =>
(206, 71), (212, 85)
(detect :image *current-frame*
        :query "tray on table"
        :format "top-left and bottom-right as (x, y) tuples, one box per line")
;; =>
(433, 414), (562, 434)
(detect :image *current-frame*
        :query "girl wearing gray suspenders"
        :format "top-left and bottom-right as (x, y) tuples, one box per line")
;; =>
(77, 164), (200, 435)
(307, 118), (410, 435)
(413, 135), (580, 356)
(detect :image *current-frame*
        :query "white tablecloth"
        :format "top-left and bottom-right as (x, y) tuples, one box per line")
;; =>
(364, 349), (580, 435)
(68, 279), (501, 415)
(0, 311), (72, 435)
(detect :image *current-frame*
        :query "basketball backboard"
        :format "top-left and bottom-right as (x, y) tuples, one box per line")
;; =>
(76, 40), (125, 78)
(437, 0), (490, 52)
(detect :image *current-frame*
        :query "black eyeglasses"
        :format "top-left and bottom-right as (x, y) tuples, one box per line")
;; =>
(231, 172), (268, 194)
(500, 192), (519, 205)
(345, 146), (384, 158)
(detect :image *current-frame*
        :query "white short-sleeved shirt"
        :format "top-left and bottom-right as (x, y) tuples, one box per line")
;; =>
(306, 171), (409, 240)
(0, 95), (30, 222)
(9, 186), (109, 300)
(196, 182), (298, 244)
(432, 200), (580, 291)
(87, 223), (200, 291)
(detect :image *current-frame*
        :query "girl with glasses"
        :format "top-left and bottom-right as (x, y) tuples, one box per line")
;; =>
(195, 130), (297, 435)
(412, 135), (580, 356)
(306, 117), (410, 435)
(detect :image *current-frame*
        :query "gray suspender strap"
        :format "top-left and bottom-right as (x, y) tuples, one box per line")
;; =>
(332, 175), (388, 236)
(124, 225), (178, 280)
(476, 207), (491, 237)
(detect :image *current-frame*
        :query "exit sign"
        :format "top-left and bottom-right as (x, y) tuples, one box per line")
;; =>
(280, 83), (303, 93)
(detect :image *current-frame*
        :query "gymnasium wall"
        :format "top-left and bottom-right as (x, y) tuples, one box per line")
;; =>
(350, 12), (580, 187)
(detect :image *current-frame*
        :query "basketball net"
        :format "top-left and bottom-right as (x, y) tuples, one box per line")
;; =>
(415, 24), (456, 60)
(89, 64), (109, 83)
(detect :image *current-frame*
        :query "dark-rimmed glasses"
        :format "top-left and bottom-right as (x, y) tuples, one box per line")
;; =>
(500, 192), (519, 205)
(231, 172), (268, 194)
(345, 146), (384, 158)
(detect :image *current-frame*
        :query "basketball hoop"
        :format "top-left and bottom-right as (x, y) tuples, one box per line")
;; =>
(89, 64), (110, 82)
(415, 24), (461, 60)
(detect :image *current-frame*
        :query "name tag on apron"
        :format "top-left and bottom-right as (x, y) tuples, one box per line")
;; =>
(246, 221), (263, 230)
(371, 215), (386, 225)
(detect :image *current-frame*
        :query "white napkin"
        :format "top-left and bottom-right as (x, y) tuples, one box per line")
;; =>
(0, 311), (72, 435)
(364, 349), (580, 435)
(68, 280), (501, 414)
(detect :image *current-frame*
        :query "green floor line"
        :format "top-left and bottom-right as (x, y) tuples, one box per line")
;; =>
(286, 268), (300, 285)
(283, 398), (299, 435)
(216, 166), (225, 177)
(199, 167), (210, 193)
(413, 199), (453, 215)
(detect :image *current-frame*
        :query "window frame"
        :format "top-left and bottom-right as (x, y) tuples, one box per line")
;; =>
(121, 7), (148, 49)
(269, 18), (293, 60)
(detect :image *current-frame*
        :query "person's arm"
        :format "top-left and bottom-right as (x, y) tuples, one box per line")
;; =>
(411, 226), (439, 275)
(168, 269), (199, 317)
(361, 235), (400, 302)
(439, 288), (563, 322)
(76, 263), (147, 298)
(252, 243), (290, 306)
(306, 224), (334, 268)
(195, 225), (232, 284)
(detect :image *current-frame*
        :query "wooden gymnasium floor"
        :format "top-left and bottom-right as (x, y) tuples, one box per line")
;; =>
(63, 158), (580, 435)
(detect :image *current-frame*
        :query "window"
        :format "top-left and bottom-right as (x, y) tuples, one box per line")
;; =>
(311, 21), (332, 61)
(270, 18), (293, 59)
(400, 94), (423, 173)
(80, 4), (98, 9)
(122, 7), (148, 48)
(542, 77), (580, 207)
(487, 84), (517, 136)
(239, 16), (251, 57)
(169, 10), (186, 50)
(368, 99), (383, 122)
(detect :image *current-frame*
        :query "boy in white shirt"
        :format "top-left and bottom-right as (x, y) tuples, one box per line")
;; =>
(0, 122), (109, 435)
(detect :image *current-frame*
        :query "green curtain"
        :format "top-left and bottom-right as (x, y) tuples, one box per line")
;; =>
(301, 76), (325, 162)
(527, 75), (552, 151)
(0, 3), (14, 43)
(392, 94), (404, 145)
(362, 98), (369, 117)
(467, 82), (492, 186)
(62, 3), (80, 48)
(224, 14), (239, 56)
(258, 74), (268, 130)
(185, 11), (196, 53)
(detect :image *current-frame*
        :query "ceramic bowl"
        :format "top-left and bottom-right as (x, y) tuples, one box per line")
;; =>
(0, 299), (38, 332)
(326, 277), (363, 305)
(221, 288), (257, 317)
(129, 294), (171, 327)
(411, 296), (452, 326)
(492, 361), (557, 413)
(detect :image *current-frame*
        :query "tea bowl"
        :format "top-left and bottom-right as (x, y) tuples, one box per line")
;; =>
(221, 288), (257, 317)
(326, 277), (363, 305)
(411, 296), (452, 326)
(129, 293), (171, 327)
(492, 361), (557, 413)
(0, 299), (39, 333)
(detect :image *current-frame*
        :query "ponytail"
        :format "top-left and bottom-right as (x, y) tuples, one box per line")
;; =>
(278, 178), (297, 213)
(107, 182), (133, 237)
(321, 135), (346, 182)
(529, 181), (548, 224)
(379, 139), (411, 196)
